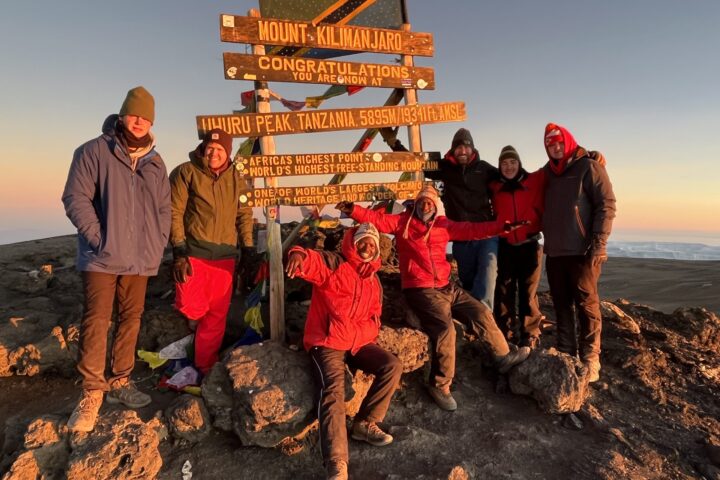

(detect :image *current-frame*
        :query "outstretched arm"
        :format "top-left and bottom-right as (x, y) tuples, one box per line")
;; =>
(336, 202), (401, 234)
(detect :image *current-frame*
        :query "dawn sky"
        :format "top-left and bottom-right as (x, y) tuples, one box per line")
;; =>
(1, 0), (719, 245)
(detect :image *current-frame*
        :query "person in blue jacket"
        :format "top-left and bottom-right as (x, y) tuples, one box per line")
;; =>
(62, 86), (171, 432)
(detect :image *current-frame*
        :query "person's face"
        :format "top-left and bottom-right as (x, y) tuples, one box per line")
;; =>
(120, 115), (152, 139)
(500, 158), (520, 179)
(416, 197), (436, 215)
(205, 142), (228, 169)
(453, 144), (473, 165)
(356, 237), (377, 260)
(547, 142), (564, 160)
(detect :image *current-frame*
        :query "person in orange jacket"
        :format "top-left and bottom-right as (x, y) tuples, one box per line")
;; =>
(286, 223), (401, 480)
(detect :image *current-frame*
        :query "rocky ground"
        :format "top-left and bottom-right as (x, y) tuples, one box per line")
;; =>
(1, 230), (719, 479)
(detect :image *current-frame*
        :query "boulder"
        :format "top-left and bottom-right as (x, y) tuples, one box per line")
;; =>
(601, 301), (641, 337)
(67, 410), (165, 480)
(671, 307), (720, 351)
(2, 416), (69, 480)
(201, 362), (235, 432)
(165, 394), (212, 443)
(508, 348), (590, 414)
(137, 307), (192, 353)
(376, 326), (429, 372)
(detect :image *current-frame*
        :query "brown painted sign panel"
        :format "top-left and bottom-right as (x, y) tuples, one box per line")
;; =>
(236, 151), (440, 177)
(219, 14), (434, 56)
(238, 180), (427, 207)
(223, 53), (435, 90)
(197, 102), (465, 138)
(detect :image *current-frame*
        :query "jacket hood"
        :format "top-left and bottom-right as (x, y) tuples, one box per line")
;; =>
(342, 226), (381, 278)
(544, 122), (578, 175)
(102, 114), (119, 135)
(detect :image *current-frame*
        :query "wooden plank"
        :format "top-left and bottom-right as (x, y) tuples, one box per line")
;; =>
(223, 53), (435, 90)
(219, 14), (434, 57)
(237, 151), (440, 177)
(401, 23), (423, 182)
(238, 180), (427, 207)
(197, 102), (465, 138)
(248, 8), (284, 344)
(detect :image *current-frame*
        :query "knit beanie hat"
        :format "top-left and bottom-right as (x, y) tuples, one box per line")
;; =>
(451, 128), (474, 150)
(415, 184), (441, 211)
(498, 145), (521, 163)
(353, 223), (380, 262)
(119, 86), (155, 124)
(200, 129), (233, 159)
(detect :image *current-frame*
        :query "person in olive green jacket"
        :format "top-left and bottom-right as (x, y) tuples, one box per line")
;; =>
(169, 128), (254, 374)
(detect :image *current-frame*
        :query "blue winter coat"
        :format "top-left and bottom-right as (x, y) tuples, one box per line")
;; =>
(62, 114), (171, 275)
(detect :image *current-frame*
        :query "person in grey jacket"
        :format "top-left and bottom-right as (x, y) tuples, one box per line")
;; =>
(62, 86), (171, 432)
(542, 122), (616, 383)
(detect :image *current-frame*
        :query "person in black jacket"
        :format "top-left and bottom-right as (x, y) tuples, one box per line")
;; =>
(542, 122), (616, 383)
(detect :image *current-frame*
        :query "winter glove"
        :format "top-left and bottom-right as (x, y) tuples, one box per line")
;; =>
(588, 150), (607, 167)
(173, 256), (193, 284)
(335, 201), (354, 215)
(589, 234), (608, 267)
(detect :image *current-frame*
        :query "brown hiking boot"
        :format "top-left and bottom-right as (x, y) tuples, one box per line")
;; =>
(106, 377), (151, 408)
(326, 459), (348, 480)
(497, 346), (532, 374)
(585, 360), (601, 383)
(427, 385), (457, 411)
(351, 420), (393, 446)
(67, 389), (103, 432)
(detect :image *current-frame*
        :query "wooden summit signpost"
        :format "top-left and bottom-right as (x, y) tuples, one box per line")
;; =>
(200, 3), (466, 342)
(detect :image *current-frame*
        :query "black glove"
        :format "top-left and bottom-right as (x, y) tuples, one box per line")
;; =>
(173, 256), (193, 284)
(335, 201), (354, 215)
(589, 234), (608, 267)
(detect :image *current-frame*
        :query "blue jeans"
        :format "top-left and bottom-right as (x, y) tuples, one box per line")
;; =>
(452, 237), (499, 310)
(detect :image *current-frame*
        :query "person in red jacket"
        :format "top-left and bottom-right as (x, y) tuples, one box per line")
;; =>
(490, 146), (546, 348)
(286, 223), (401, 480)
(336, 185), (531, 413)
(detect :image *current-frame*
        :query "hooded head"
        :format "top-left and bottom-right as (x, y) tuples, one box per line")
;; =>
(342, 224), (381, 277)
(414, 184), (441, 222)
(353, 222), (380, 263)
(445, 128), (477, 165)
(544, 123), (578, 175)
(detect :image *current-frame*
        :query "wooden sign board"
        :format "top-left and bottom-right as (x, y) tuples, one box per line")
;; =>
(236, 151), (440, 177)
(238, 180), (427, 207)
(223, 53), (435, 90)
(197, 102), (465, 138)
(220, 14), (434, 57)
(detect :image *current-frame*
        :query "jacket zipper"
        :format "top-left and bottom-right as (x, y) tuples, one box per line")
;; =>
(574, 205), (587, 238)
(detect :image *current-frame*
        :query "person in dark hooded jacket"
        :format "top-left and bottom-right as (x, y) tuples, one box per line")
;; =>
(337, 185), (531, 413)
(490, 146), (545, 348)
(542, 122), (616, 383)
(286, 223), (401, 480)
(423, 128), (501, 310)
(62, 86), (171, 433)
(169, 128), (254, 375)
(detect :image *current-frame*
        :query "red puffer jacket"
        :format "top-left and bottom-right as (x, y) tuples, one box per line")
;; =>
(292, 227), (383, 354)
(350, 205), (505, 289)
(490, 169), (546, 245)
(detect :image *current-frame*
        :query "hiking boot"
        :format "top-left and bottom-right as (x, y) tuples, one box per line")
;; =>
(326, 459), (348, 480)
(427, 385), (457, 411)
(585, 360), (601, 383)
(351, 420), (393, 446)
(67, 389), (103, 432)
(497, 346), (531, 374)
(106, 377), (151, 408)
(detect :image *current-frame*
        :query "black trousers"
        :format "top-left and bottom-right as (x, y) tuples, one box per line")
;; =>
(545, 255), (603, 363)
(309, 343), (402, 463)
(494, 240), (543, 343)
(403, 283), (509, 389)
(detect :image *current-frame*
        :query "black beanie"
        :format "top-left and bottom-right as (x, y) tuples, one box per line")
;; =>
(498, 145), (521, 164)
(451, 128), (474, 150)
